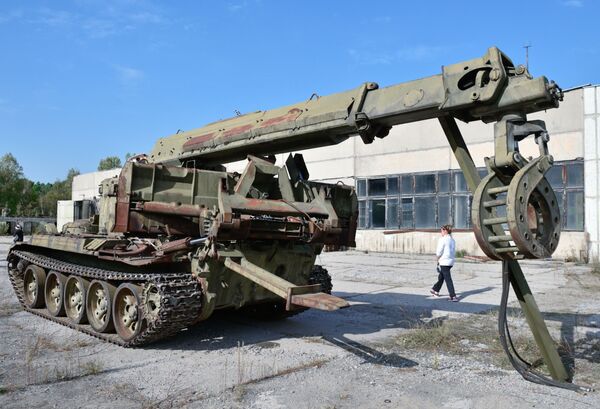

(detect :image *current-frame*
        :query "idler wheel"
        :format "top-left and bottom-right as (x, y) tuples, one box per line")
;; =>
(64, 276), (89, 324)
(45, 271), (67, 317)
(113, 283), (143, 342)
(23, 265), (47, 308)
(87, 280), (116, 333)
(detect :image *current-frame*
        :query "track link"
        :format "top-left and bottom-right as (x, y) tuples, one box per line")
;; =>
(7, 249), (202, 347)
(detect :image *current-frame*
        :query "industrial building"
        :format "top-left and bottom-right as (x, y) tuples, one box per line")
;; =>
(59, 85), (599, 262)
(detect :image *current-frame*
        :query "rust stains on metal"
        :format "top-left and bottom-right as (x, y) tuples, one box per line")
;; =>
(137, 201), (204, 217)
(159, 237), (192, 254)
(182, 133), (215, 150)
(259, 108), (302, 128)
(113, 165), (131, 233)
(222, 124), (254, 138)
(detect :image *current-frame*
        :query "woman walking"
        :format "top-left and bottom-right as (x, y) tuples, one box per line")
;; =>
(430, 224), (459, 302)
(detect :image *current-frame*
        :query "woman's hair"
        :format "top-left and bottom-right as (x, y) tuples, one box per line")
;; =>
(442, 224), (453, 234)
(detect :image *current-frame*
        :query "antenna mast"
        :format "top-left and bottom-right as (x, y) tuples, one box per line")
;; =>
(524, 43), (532, 71)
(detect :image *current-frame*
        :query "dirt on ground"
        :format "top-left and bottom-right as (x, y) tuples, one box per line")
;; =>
(0, 236), (598, 408)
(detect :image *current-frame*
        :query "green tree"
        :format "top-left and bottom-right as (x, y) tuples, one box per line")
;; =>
(0, 153), (26, 215)
(97, 156), (122, 171)
(0, 153), (79, 217)
(37, 168), (80, 217)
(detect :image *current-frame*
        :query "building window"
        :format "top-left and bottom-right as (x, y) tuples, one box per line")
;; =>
(566, 162), (584, 187)
(566, 191), (584, 230)
(370, 199), (386, 228)
(401, 198), (413, 228)
(358, 200), (367, 228)
(415, 174), (436, 194)
(387, 177), (399, 195)
(438, 173), (450, 193)
(355, 160), (584, 232)
(386, 198), (399, 228)
(368, 179), (386, 196)
(454, 195), (470, 229)
(401, 175), (413, 195)
(546, 166), (563, 188)
(357, 180), (367, 197)
(415, 196), (436, 228)
(454, 172), (468, 192)
(438, 195), (451, 226)
(548, 161), (584, 231)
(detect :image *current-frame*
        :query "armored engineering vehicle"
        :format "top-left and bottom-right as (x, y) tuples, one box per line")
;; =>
(7, 47), (580, 388)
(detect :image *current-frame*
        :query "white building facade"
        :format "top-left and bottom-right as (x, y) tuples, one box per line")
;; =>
(56, 168), (121, 231)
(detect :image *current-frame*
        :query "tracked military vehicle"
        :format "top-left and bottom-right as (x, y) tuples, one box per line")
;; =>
(7, 46), (579, 389)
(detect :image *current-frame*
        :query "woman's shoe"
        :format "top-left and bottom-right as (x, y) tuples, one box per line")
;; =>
(430, 289), (440, 297)
(449, 296), (460, 302)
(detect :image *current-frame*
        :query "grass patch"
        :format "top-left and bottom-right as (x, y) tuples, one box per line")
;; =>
(455, 249), (468, 258)
(81, 361), (103, 376)
(392, 312), (600, 384)
(233, 384), (246, 402)
(26, 336), (64, 361)
(395, 320), (464, 354)
(395, 315), (504, 355)
(394, 314), (563, 372)
(22, 334), (104, 386)
(492, 336), (544, 370)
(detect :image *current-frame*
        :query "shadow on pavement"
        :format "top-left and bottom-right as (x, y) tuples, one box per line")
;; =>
(148, 288), (600, 375)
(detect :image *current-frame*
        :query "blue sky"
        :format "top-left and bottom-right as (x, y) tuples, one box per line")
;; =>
(0, 0), (598, 183)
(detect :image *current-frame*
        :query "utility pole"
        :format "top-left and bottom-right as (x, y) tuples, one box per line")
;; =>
(524, 43), (532, 71)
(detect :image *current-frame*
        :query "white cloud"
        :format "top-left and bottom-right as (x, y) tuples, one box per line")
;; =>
(82, 18), (121, 39)
(561, 0), (583, 7)
(35, 8), (74, 27)
(348, 45), (449, 66)
(228, 2), (248, 12)
(114, 65), (144, 83)
(129, 11), (164, 24)
(396, 45), (449, 62)
(347, 48), (394, 66)
(4, 3), (168, 39)
(0, 9), (24, 24)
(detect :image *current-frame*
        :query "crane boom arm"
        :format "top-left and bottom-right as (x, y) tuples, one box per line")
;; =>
(149, 47), (561, 167)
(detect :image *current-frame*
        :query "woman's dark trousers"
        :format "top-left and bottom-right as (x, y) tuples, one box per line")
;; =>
(432, 265), (456, 297)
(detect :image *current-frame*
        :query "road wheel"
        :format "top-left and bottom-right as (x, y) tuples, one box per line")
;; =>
(87, 280), (116, 333)
(45, 271), (67, 317)
(113, 284), (143, 342)
(23, 264), (46, 308)
(64, 276), (89, 324)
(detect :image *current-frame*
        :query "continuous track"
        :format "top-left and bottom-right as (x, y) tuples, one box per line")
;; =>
(7, 249), (203, 347)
